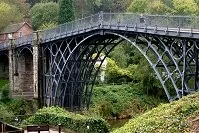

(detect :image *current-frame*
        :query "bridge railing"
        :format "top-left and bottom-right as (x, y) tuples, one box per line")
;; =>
(0, 12), (199, 50)
(144, 15), (199, 29)
(40, 13), (100, 41)
(15, 34), (33, 47)
(102, 13), (199, 30)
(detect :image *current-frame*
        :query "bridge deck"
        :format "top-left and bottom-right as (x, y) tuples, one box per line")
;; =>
(0, 12), (199, 51)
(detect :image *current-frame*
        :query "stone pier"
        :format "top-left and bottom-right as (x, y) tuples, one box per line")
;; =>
(8, 32), (41, 100)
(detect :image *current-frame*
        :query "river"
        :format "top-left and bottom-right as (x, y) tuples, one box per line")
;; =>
(108, 119), (130, 130)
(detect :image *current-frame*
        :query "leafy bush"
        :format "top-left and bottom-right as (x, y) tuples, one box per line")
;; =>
(0, 104), (15, 122)
(25, 107), (110, 133)
(105, 58), (133, 83)
(1, 84), (10, 102)
(89, 84), (165, 119)
(113, 92), (199, 133)
(0, 79), (9, 91)
(6, 99), (27, 115)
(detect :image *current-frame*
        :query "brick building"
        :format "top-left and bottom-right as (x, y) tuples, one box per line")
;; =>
(0, 22), (33, 43)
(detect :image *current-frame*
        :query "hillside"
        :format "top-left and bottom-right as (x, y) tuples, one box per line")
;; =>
(112, 92), (199, 133)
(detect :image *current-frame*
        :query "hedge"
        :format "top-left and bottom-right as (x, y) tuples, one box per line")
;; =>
(25, 107), (110, 133)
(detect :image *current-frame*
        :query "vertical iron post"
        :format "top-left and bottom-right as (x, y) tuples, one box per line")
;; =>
(37, 126), (40, 133)
(195, 41), (199, 91)
(182, 39), (187, 96)
(99, 11), (103, 28)
(58, 124), (61, 133)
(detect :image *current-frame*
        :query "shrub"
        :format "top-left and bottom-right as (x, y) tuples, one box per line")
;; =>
(1, 84), (10, 102)
(0, 79), (9, 91)
(25, 107), (110, 133)
(112, 92), (199, 133)
(0, 104), (15, 122)
(89, 84), (165, 119)
(6, 99), (27, 115)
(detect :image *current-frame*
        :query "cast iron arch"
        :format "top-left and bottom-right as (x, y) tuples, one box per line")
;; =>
(0, 52), (8, 57)
(43, 30), (187, 109)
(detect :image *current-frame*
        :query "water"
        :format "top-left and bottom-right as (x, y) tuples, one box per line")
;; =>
(108, 119), (130, 130)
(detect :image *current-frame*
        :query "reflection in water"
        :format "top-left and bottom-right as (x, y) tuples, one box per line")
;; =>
(108, 119), (130, 130)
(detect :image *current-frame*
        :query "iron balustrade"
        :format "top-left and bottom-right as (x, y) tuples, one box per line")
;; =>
(0, 12), (198, 50)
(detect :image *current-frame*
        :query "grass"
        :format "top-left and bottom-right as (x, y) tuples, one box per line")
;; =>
(112, 92), (199, 133)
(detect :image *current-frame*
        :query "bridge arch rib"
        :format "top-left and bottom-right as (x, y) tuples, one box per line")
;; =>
(42, 30), (188, 109)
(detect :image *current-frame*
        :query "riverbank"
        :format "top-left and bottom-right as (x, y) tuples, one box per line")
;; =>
(112, 91), (199, 132)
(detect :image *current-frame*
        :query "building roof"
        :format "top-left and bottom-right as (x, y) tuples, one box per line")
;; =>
(1, 22), (32, 34)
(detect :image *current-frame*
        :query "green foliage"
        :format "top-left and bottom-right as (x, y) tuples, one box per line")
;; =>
(127, 0), (199, 15)
(89, 84), (165, 119)
(106, 58), (132, 83)
(109, 44), (131, 68)
(0, 79), (9, 91)
(127, 0), (172, 14)
(0, 98), (37, 124)
(106, 43), (163, 97)
(29, 2), (59, 29)
(1, 84), (10, 102)
(38, 22), (57, 30)
(0, 2), (22, 31)
(86, 0), (131, 14)
(132, 59), (164, 97)
(0, 0), (29, 16)
(172, 0), (198, 15)
(146, 0), (171, 14)
(127, 0), (149, 13)
(25, 107), (110, 133)
(112, 92), (199, 133)
(0, 104), (15, 122)
(58, 0), (75, 24)
(6, 99), (27, 115)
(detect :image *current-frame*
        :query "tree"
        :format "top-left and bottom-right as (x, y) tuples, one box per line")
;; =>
(127, 0), (149, 13)
(109, 45), (130, 68)
(85, 0), (131, 14)
(38, 22), (57, 30)
(58, 0), (75, 24)
(74, 0), (91, 17)
(105, 58), (132, 83)
(147, 0), (171, 14)
(172, 0), (198, 15)
(1, 0), (30, 16)
(0, 2), (22, 31)
(29, 2), (59, 30)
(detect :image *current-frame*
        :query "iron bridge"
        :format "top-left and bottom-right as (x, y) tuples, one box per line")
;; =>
(0, 12), (199, 109)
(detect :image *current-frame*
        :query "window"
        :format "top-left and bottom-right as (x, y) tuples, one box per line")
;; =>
(8, 34), (12, 39)
(19, 32), (23, 37)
